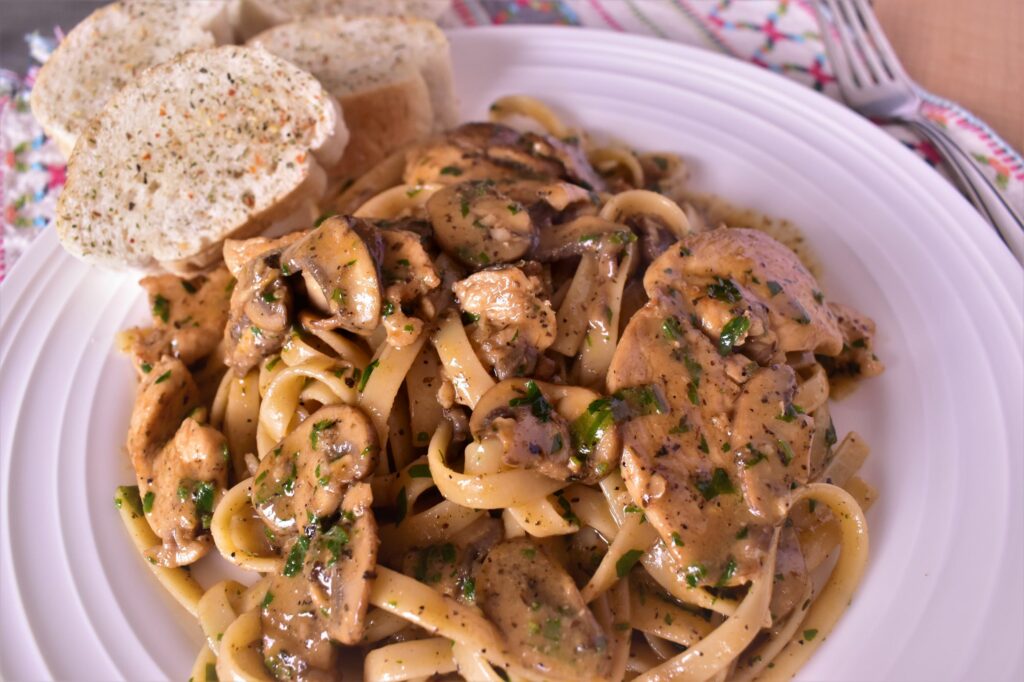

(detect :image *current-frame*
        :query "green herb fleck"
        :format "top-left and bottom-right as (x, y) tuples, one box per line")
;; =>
(803, 628), (819, 641)
(152, 295), (170, 323)
(154, 370), (171, 385)
(718, 316), (750, 355)
(261, 590), (274, 608)
(706, 277), (741, 303)
(358, 360), (379, 392)
(142, 491), (155, 513)
(616, 549), (645, 577)
(408, 463), (432, 478)
(440, 165), (463, 176)
(310, 419), (337, 449)
(695, 468), (734, 500)
(283, 536), (310, 577)
(508, 380), (553, 422)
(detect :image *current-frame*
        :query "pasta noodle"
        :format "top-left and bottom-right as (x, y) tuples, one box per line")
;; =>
(112, 96), (882, 681)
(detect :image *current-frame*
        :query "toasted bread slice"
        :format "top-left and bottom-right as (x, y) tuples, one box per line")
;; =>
(233, 0), (449, 40)
(56, 45), (347, 274)
(250, 15), (457, 180)
(29, 1), (232, 158)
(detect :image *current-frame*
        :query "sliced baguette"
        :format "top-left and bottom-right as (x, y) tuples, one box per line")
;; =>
(56, 45), (347, 275)
(233, 0), (450, 41)
(29, 1), (232, 158)
(250, 15), (457, 180)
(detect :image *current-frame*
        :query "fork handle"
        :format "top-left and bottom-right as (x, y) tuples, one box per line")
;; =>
(911, 119), (1024, 264)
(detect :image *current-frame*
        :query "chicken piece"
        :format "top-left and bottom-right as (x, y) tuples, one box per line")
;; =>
(731, 365), (814, 524)
(646, 228), (843, 361)
(405, 122), (606, 190)
(426, 180), (537, 268)
(223, 246), (293, 375)
(608, 305), (766, 586)
(379, 228), (441, 347)
(281, 216), (384, 334)
(117, 267), (234, 376)
(126, 358), (228, 567)
(476, 538), (609, 680)
(452, 266), (556, 379)
(819, 301), (885, 384)
(261, 573), (336, 682)
(252, 405), (379, 536)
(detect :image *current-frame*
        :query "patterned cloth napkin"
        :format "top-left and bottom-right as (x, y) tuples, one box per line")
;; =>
(2, 0), (1021, 280)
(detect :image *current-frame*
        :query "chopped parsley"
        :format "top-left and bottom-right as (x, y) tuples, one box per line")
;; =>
(142, 491), (155, 513)
(718, 316), (750, 355)
(777, 439), (795, 466)
(460, 311), (480, 325)
(508, 380), (553, 422)
(321, 524), (350, 566)
(695, 468), (735, 500)
(382, 301), (394, 317)
(309, 419), (337, 449)
(716, 557), (738, 586)
(152, 294), (170, 323)
(261, 590), (275, 608)
(154, 370), (172, 384)
(440, 165), (463, 176)
(736, 526), (749, 539)
(264, 356), (280, 371)
(706, 277), (741, 303)
(684, 563), (707, 588)
(616, 549), (645, 577)
(140, 362), (152, 374)
(357, 360), (379, 392)
(803, 628), (819, 641)
(777, 402), (805, 422)
(461, 576), (476, 602)
(662, 316), (683, 341)
(282, 536), (310, 577)
(408, 463), (432, 478)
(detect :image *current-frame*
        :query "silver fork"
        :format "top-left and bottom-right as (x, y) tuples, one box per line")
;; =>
(814, 0), (1024, 264)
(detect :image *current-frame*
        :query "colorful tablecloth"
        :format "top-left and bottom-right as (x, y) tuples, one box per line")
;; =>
(2, 0), (1021, 280)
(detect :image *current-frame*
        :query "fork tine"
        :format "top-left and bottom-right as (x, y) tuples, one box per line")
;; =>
(820, 0), (872, 89)
(834, 0), (885, 85)
(812, 0), (857, 91)
(849, 0), (914, 86)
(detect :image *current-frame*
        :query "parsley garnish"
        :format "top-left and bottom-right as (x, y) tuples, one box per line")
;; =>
(461, 576), (476, 602)
(508, 380), (553, 422)
(154, 370), (171, 384)
(718, 316), (750, 355)
(440, 165), (463, 176)
(803, 628), (819, 641)
(706, 277), (741, 303)
(695, 468), (735, 500)
(716, 557), (738, 586)
(261, 590), (274, 608)
(282, 536), (309, 577)
(616, 549), (645, 577)
(309, 419), (336, 449)
(152, 295), (169, 323)
(142, 491), (155, 513)
(358, 360), (378, 391)
(684, 563), (706, 588)
(408, 464), (432, 478)
(321, 524), (350, 566)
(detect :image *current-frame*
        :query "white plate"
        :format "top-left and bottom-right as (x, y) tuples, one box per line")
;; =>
(2, 27), (1021, 681)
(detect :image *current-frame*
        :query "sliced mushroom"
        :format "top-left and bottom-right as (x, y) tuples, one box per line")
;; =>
(470, 378), (619, 484)
(476, 538), (610, 680)
(533, 215), (638, 262)
(645, 228), (843, 360)
(280, 216), (383, 334)
(769, 526), (811, 623)
(224, 247), (293, 375)
(607, 304), (769, 586)
(404, 123), (565, 186)
(261, 572), (336, 682)
(252, 404), (379, 536)
(303, 482), (379, 645)
(731, 364), (813, 524)
(452, 266), (556, 379)
(116, 267), (234, 375)
(379, 229), (441, 347)
(401, 516), (503, 602)
(426, 181), (536, 268)
(223, 232), (304, 278)
(126, 358), (228, 567)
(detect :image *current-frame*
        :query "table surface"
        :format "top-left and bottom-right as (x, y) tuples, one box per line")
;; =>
(1, 0), (1020, 152)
